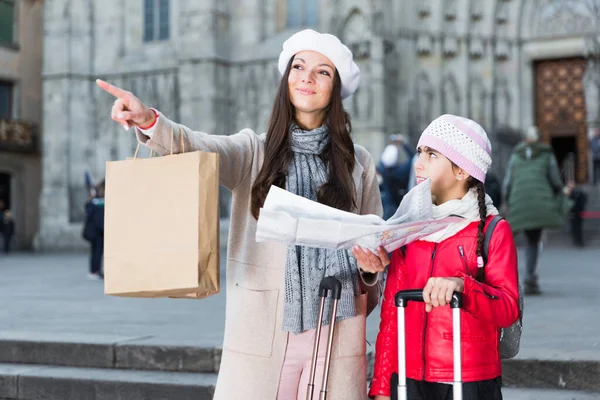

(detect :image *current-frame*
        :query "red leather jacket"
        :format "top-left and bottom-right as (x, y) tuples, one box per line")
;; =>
(369, 216), (519, 398)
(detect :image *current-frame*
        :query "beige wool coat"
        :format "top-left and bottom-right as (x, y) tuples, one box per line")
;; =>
(137, 115), (383, 400)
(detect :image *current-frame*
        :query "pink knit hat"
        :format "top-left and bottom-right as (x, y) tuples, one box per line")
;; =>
(417, 114), (492, 183)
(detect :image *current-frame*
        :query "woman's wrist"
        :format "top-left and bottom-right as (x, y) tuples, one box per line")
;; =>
(139, 108), (158, 129)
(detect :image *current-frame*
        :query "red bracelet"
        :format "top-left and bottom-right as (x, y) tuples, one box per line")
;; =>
(139, 108), (159, 130)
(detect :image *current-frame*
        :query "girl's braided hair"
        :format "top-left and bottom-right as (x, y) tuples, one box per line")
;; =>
(469, 178), (487, 281)
(451, 163), (487, 281)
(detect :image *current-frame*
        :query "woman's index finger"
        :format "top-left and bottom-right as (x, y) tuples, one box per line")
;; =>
(96, 79), (128, 99)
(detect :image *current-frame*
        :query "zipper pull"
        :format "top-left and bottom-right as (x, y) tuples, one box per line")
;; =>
(458, 245), (464, 257)
(431, 245), (438, 260)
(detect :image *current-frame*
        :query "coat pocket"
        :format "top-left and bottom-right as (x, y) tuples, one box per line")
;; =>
(334, 292), (367, 358)
(223, 284), (279, 357)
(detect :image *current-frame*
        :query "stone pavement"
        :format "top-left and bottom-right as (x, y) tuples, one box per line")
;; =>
(0, 242), (600, 396)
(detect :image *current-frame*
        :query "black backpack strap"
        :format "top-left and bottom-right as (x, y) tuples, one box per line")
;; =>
(482, 215), (504, 267)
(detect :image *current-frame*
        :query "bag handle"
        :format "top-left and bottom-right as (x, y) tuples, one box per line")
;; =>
(133, 126), (186, 159)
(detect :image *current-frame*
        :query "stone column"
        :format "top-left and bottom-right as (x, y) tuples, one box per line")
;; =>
(584, 36), (600, 184)
(37, 0), (97, 250)
(177, 0), (233, 217)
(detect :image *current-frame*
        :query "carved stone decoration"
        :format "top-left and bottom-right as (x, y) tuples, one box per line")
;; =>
(442, 73), (461, 115)
(495, 78), (512, 127)
(373, 10), (384, 36)
(414, 71), (434, 132)
(495, 40), (511, 60)
(442, 3), (458, 59)
(444, 0), (457, 20)
(531, 0), (598, 38)
(496, 1), (509, 24)
(351, 63), (374, 120)
(418, 0), (432, 18)
(350, 41), (371, 59)
(471, 1), (484, 21)
(341, 8), (369, 44)
(443, 36), (459, 58)
(469, 38), (485, 59)
(417, 34), (434, 56)
(468, 78), (488, 126)
(341, 9), (370, 59)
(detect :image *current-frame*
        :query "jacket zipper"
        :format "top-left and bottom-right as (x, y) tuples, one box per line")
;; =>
(457, 245), (471, 276)
(472, 288), (499, 300)
(423, 243), (438, 380)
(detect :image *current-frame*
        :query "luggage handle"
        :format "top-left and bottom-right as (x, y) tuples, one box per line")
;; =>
(395, 289), (462, 309)
(307, 276), (342, 400)
(394, 289), (463, 400)
(319, 276), (342, 300)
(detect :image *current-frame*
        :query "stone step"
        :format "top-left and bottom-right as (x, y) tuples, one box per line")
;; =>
(502, 359), (600, 392)
(0, 363), (216, 400)
(496, 387), (600, 399)
(4, 335), (600, 392)
(0, 332), (220, 373)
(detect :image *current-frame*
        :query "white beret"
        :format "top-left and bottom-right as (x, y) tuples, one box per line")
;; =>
(278, 29), (360, 100)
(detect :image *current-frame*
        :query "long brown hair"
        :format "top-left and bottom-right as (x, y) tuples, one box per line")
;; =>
(250, 57), (356, 219)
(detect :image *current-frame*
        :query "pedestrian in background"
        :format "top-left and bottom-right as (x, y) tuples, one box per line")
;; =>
(503, 126), (571, 295)
(591, 128), (600, 185)
(83, 180), (105, 280)
(377, 134), (414, 219)
(2, 210), (15, 254)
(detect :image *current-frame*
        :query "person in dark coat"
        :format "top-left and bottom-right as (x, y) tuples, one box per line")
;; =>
(484, 171), (502, 210)
(503, 127), (571, 295)
(377, 134), (415, 219)
(569, 184), (588, 247)
(2, 210), (15, 254)
(591, 129), (600, 185)
(83, 180), (105, 280)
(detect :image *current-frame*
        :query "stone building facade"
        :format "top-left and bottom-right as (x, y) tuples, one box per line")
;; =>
(0, 0), (44, 250)
(37, 0), (600, 249)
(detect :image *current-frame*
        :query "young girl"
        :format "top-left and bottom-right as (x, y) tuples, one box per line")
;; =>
(98, 29), (384, 400)
(354, 114), (519, 400)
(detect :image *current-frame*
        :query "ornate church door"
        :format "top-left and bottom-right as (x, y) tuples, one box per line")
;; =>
(534, 57), (588, 183)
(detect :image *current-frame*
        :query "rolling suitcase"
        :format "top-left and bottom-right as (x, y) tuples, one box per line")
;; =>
(306, 276), (342, 400)
(394, 289), (463, 400)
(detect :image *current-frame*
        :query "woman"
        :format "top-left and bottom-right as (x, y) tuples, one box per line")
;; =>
(503, 126), (569, 295)
(98, 29), (385, 399)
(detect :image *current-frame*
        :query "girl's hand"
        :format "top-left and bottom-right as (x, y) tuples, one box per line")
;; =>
(96, 79), (156, 130)
(352, 245), (389, 274)
(374, 396), (391, 400)
(422, 277), (464, 312)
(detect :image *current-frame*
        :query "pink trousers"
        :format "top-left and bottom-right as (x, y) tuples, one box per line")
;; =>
(277, 327), (330, 400)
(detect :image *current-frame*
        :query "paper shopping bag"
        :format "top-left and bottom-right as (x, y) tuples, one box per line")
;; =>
(104, 132), (220, 299)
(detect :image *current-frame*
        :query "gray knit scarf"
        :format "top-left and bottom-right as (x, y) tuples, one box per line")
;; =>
(282, 123), (360, 334)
